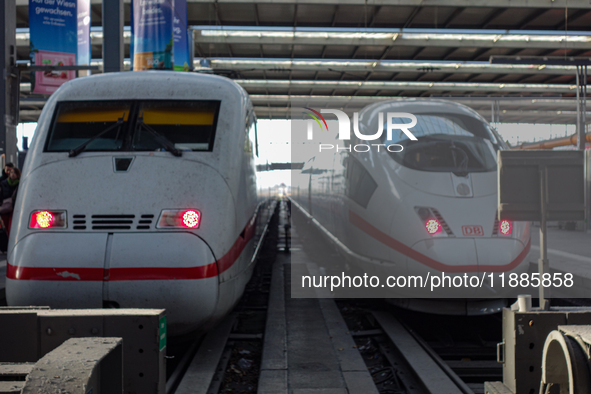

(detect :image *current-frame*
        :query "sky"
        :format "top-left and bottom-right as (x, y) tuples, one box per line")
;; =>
(17, 119), (581, 189)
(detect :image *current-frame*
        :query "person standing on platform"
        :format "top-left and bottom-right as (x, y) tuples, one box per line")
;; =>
(0, 163), (14, 183)
(0, 167), (20, 204)
(0, 167), (21, 251)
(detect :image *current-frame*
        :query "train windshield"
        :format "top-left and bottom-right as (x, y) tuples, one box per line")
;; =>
(45, 100), (220, 153)
(133, 101), (218, 152)
(46, 101), (131, 152)
(383, 113), (498, 174)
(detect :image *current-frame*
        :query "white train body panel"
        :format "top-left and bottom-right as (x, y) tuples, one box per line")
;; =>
(6, 71), (268, 335)
(293, 99), (531, 306)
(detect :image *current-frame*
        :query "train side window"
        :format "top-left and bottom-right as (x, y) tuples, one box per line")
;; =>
(247, 115), (258, 157)
(45, 101), (131, 152)
(244, 112), (256, 156)
(133, 100), (220, 152)
(345, 155), (377, 208)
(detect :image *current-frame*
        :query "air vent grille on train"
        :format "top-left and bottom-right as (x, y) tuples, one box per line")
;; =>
(431, 209), (454, 236)
(91, 214), (134, 230)
(70, 214), (155, 230)
(137, 214), (154, 230)
(492, 211), (499, 236)
(72, 214), (86, 230)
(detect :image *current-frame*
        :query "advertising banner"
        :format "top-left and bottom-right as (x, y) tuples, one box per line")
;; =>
(173, 0), (191, 71)
(133, 0), (174, 71)
(29, 0), (83, 94)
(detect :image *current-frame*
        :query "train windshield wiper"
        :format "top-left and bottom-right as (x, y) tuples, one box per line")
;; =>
(136, 115), (182, 157)
(69, 115), (125, 157)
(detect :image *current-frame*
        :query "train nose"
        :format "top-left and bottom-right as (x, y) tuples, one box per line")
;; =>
(6, 233), (108, 307)
(473, 238), (531, 273)
(405, 237), (530, 297)
(6, 232), (219, 335)
(408, 237), (529, 274)
(407, 238), (480, 275)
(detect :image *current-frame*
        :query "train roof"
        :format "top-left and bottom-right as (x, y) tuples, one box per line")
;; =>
(47, 71), (250, 104)
(358, 98), (489, 124)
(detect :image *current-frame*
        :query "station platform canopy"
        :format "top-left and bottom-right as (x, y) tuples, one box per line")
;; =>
(14, 0), (591, 121)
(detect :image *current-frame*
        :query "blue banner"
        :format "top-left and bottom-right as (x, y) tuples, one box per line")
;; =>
(133, 0), (174, 71)
(173, 0), (191, 71)
(29, 0), (79, 94)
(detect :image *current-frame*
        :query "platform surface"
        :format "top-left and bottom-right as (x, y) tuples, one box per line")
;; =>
(531, 225), (591, 259)
(530, 225), (591, 296)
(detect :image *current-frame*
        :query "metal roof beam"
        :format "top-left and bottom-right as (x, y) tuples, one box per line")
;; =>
(236, 79), (577, 93)
(252, 106), (591, 123)
(16, 0), (591, 8)
(15, 28), (591, 51)
(16, 57), (579, 76)
(197, 58), (578, 75)
(14, 57), (575, 76)
(248, 94), (579, 107)
(193, 29), (591, 50)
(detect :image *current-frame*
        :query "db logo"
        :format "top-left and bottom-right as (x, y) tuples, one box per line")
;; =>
(462, 225), (484, 236)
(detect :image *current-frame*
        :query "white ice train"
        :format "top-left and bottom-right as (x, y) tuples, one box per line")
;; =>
(6, 71), (272, 336)
(292, 99), (532, 315)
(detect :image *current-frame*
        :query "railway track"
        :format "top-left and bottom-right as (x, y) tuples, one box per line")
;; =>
(165, 199), (506, 394)
(165, 202), (279, 394)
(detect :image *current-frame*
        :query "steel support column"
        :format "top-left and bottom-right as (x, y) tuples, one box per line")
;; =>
(491, 100), (500, 124)
(102, 0), (124, 73)
(0, 0), (18, 165)
(576, 65), (588, 150)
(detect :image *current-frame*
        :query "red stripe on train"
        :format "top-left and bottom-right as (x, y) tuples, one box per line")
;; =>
(7, 216), (257, 281)
(349, 210), (530, 273)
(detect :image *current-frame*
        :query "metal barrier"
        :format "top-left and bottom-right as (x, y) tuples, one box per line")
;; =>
(485, 307), (591, 394)
(540, 326), (591, 394)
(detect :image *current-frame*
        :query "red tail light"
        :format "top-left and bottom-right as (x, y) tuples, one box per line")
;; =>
(181, 210), (200, 228)
(157, 209), (201, 229)
(29, 210), (67, 229)
(499, 220), (513, 235)
(425, 219), (442, 235)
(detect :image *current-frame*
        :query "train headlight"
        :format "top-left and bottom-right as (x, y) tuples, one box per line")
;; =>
(499, 220), (513, 235)
(415, 206), (453, 236)
(29, 210), (67, 229)
(425, 219), (443, 235)
(157, 209), (201, 229)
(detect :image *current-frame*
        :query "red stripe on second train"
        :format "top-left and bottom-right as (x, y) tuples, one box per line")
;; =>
(349, 210), (531, 273)
(7, 216), (257, 281)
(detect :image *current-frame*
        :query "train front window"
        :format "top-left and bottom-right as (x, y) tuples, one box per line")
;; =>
(45, 100), (220, 153)
(46, 101), (131, 152)
(132, 101), (219, 152)
(383, 113), (498, 174)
